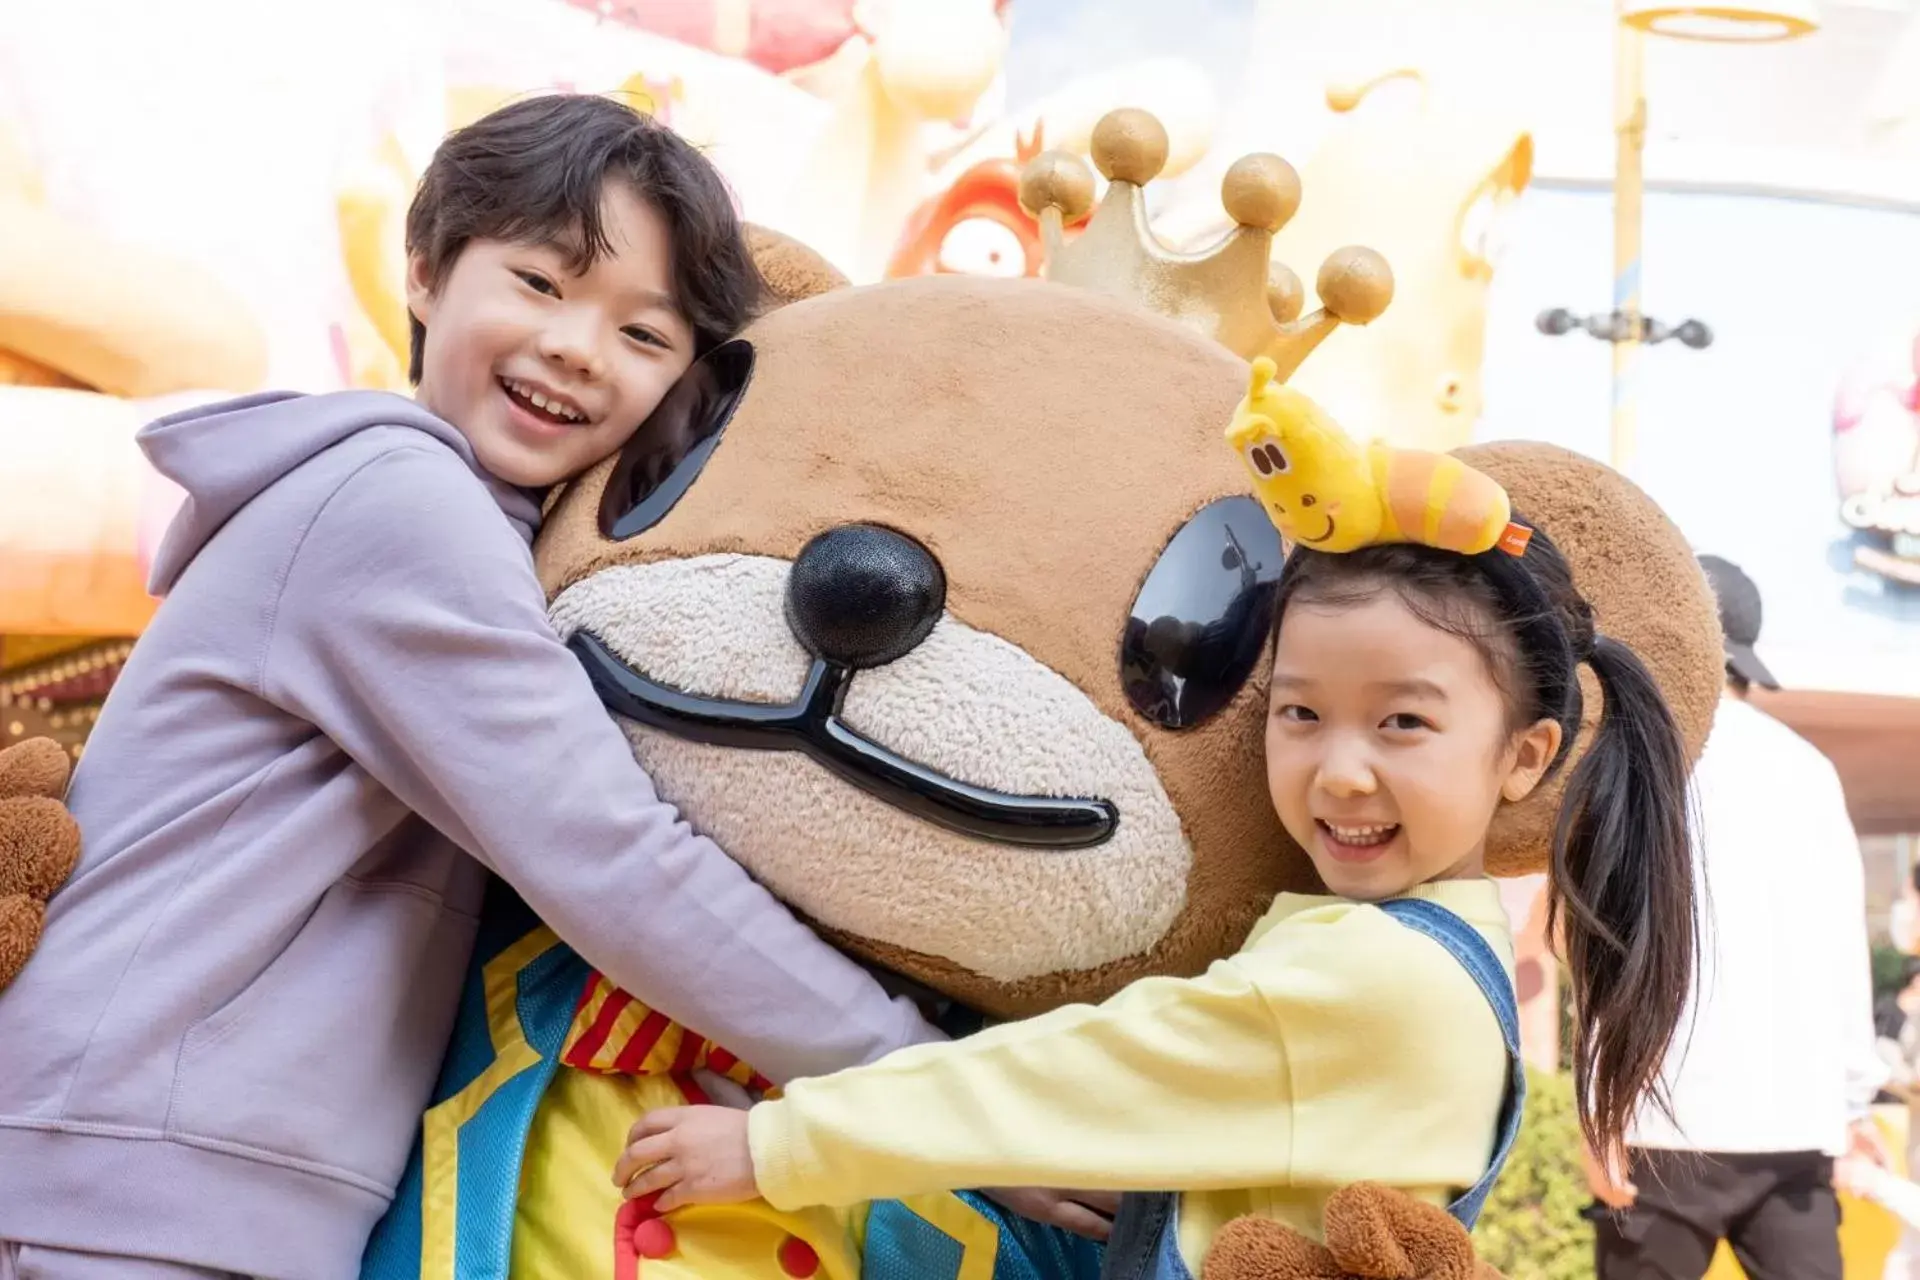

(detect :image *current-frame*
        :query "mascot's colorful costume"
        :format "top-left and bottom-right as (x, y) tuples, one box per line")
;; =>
(0, 108), (1727, 1280)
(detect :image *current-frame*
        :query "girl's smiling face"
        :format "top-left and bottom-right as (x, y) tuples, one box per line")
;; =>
(1265, 591), (1561, 901)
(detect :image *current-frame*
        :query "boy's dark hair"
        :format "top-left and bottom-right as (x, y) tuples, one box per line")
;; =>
(404, 93), (767, 382)
(1274, 529), (1697, 1168)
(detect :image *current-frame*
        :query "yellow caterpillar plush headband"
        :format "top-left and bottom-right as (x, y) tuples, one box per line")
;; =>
(1227, 356), (1532, 557)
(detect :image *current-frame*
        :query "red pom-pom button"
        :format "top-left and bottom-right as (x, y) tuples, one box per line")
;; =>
(631, 1217), (677, 1260)
(778, 1234), (820, 1278)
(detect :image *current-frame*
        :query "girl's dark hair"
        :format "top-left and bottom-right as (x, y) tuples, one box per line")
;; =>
(403, 93), (767, 380)
(1273, 527), (1696, 1164)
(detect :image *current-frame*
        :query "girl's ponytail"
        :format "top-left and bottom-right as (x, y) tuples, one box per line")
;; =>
(1547, 632), (1696, 1166)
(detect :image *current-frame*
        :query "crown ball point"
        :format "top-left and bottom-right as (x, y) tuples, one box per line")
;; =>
(1221, 154), (1301, 233)
(1017, 151), (1096, 221)
(1324, 81), (1366, 113)
(1266, 262), (1305, 324)
(1316, 246), (1394, 325)
(1089, 109), (1168, 186)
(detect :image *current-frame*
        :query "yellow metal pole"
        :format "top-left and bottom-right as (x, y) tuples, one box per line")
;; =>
(1612, 5), (1646, 474)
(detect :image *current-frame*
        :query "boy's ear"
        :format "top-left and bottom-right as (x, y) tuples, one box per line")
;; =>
(745, 224), (849, 309)
(403, 251), (435, 326)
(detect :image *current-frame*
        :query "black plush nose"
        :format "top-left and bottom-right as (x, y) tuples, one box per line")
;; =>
(785, 525), (947, 669)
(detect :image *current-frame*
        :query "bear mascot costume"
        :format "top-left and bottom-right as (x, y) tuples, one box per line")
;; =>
(0, 108), (1724, 1280)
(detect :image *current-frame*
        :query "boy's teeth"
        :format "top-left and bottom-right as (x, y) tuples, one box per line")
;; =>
(506, 379), (582, 422)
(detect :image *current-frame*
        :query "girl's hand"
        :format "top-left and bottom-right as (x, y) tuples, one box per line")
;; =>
(614, 1106), (759, 1210)
(1579, 1141), (1637, 1210)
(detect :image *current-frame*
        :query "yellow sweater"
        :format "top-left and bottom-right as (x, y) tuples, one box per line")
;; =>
(749, 879), (1513, 1271)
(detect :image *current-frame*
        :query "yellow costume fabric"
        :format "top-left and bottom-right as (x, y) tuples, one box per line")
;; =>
(749, 879), (1513, 1272)
(513, 979), (867, 1279)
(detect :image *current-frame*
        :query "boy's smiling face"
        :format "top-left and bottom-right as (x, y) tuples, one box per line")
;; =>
(407, 181), (696, 489)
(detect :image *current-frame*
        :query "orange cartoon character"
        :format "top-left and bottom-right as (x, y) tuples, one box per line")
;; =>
(885, 124), (1059, 279)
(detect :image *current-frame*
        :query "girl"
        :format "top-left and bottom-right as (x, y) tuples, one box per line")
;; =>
(614, 504), (1697, 1277)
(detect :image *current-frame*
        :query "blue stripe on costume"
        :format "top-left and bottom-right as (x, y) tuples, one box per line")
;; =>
(364, 880), (1107, 1280)
(962, 1193), (1106, 1280)
(361, 881), (587, 1280)
(861, 1192), (1105, 1280)
(450, 940), (583, 1279)
(365, 1142), (424, 1280)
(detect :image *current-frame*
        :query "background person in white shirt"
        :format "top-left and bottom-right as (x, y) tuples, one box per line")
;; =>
(1584, 554), (1888, 1280)
(1890, 864), (1920, 956)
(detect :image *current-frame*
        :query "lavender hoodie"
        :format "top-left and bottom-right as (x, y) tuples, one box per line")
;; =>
(0, 391), (938, 1279)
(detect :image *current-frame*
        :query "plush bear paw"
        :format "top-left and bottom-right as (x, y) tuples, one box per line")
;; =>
(1200, 1185), (1504, 1280)
(0, 738), (80, 992)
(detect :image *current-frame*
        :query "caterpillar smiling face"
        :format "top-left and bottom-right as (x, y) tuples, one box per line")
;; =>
(1238, 434), (1338, 544)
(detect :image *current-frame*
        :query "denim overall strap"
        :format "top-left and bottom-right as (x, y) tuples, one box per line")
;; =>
(1377, 897), (1527, 1230)
(1100, 1191), (1190, 1280)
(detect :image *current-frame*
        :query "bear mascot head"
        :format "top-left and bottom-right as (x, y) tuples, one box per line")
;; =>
(538, 113), (1719, 1020)
(524, 110), (1722, 1278)
(0, 109), (1724, 1280)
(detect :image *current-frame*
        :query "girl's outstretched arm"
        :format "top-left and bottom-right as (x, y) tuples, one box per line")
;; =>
(615, 899), (1508, 1213)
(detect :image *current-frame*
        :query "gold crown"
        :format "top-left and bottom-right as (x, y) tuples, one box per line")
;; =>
(1017, 108), (1395, 381)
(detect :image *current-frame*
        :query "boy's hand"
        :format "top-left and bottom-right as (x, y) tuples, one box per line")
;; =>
(615, 1106), (759, 1210)
(982, 1187), (1120, 1240)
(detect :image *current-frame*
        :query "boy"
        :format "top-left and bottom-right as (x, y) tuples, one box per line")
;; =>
(0, 95), (938, 1280)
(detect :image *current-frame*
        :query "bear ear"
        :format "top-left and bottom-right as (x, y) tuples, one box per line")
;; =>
(1459, 440), (1724, 878)
(746, 224), (851, 309)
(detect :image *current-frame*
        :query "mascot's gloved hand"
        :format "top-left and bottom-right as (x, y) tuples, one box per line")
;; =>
(1201, 1185), (1505, 1280)
(0, 738), (81, 992)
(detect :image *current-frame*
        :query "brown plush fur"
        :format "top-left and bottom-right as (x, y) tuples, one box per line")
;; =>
(0, 738), (78, 992)
(537, 277), (1305, 1017)
(1202, 1185), (1505, 1280)
(1, 735), (71, 800)
(1458, 443), (1723, 876)
(744, 224), (851, 308)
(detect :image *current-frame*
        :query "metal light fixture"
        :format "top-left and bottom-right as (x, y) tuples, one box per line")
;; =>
(1535, 0), (1819, 473)
(1621, 1), (1819, 42)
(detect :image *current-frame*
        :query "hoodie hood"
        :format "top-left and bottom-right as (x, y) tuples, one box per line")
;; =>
(138, 390), (544, 594)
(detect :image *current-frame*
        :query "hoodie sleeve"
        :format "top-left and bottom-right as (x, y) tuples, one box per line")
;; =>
(261, 445), (941, 1083)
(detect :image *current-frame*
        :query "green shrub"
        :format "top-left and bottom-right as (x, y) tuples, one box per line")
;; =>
(1873, 943), (1912, 1000)
(1473, 1069), (1595, 1280)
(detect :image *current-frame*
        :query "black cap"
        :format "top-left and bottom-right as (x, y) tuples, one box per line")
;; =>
(1698, 555), (1780, 690)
